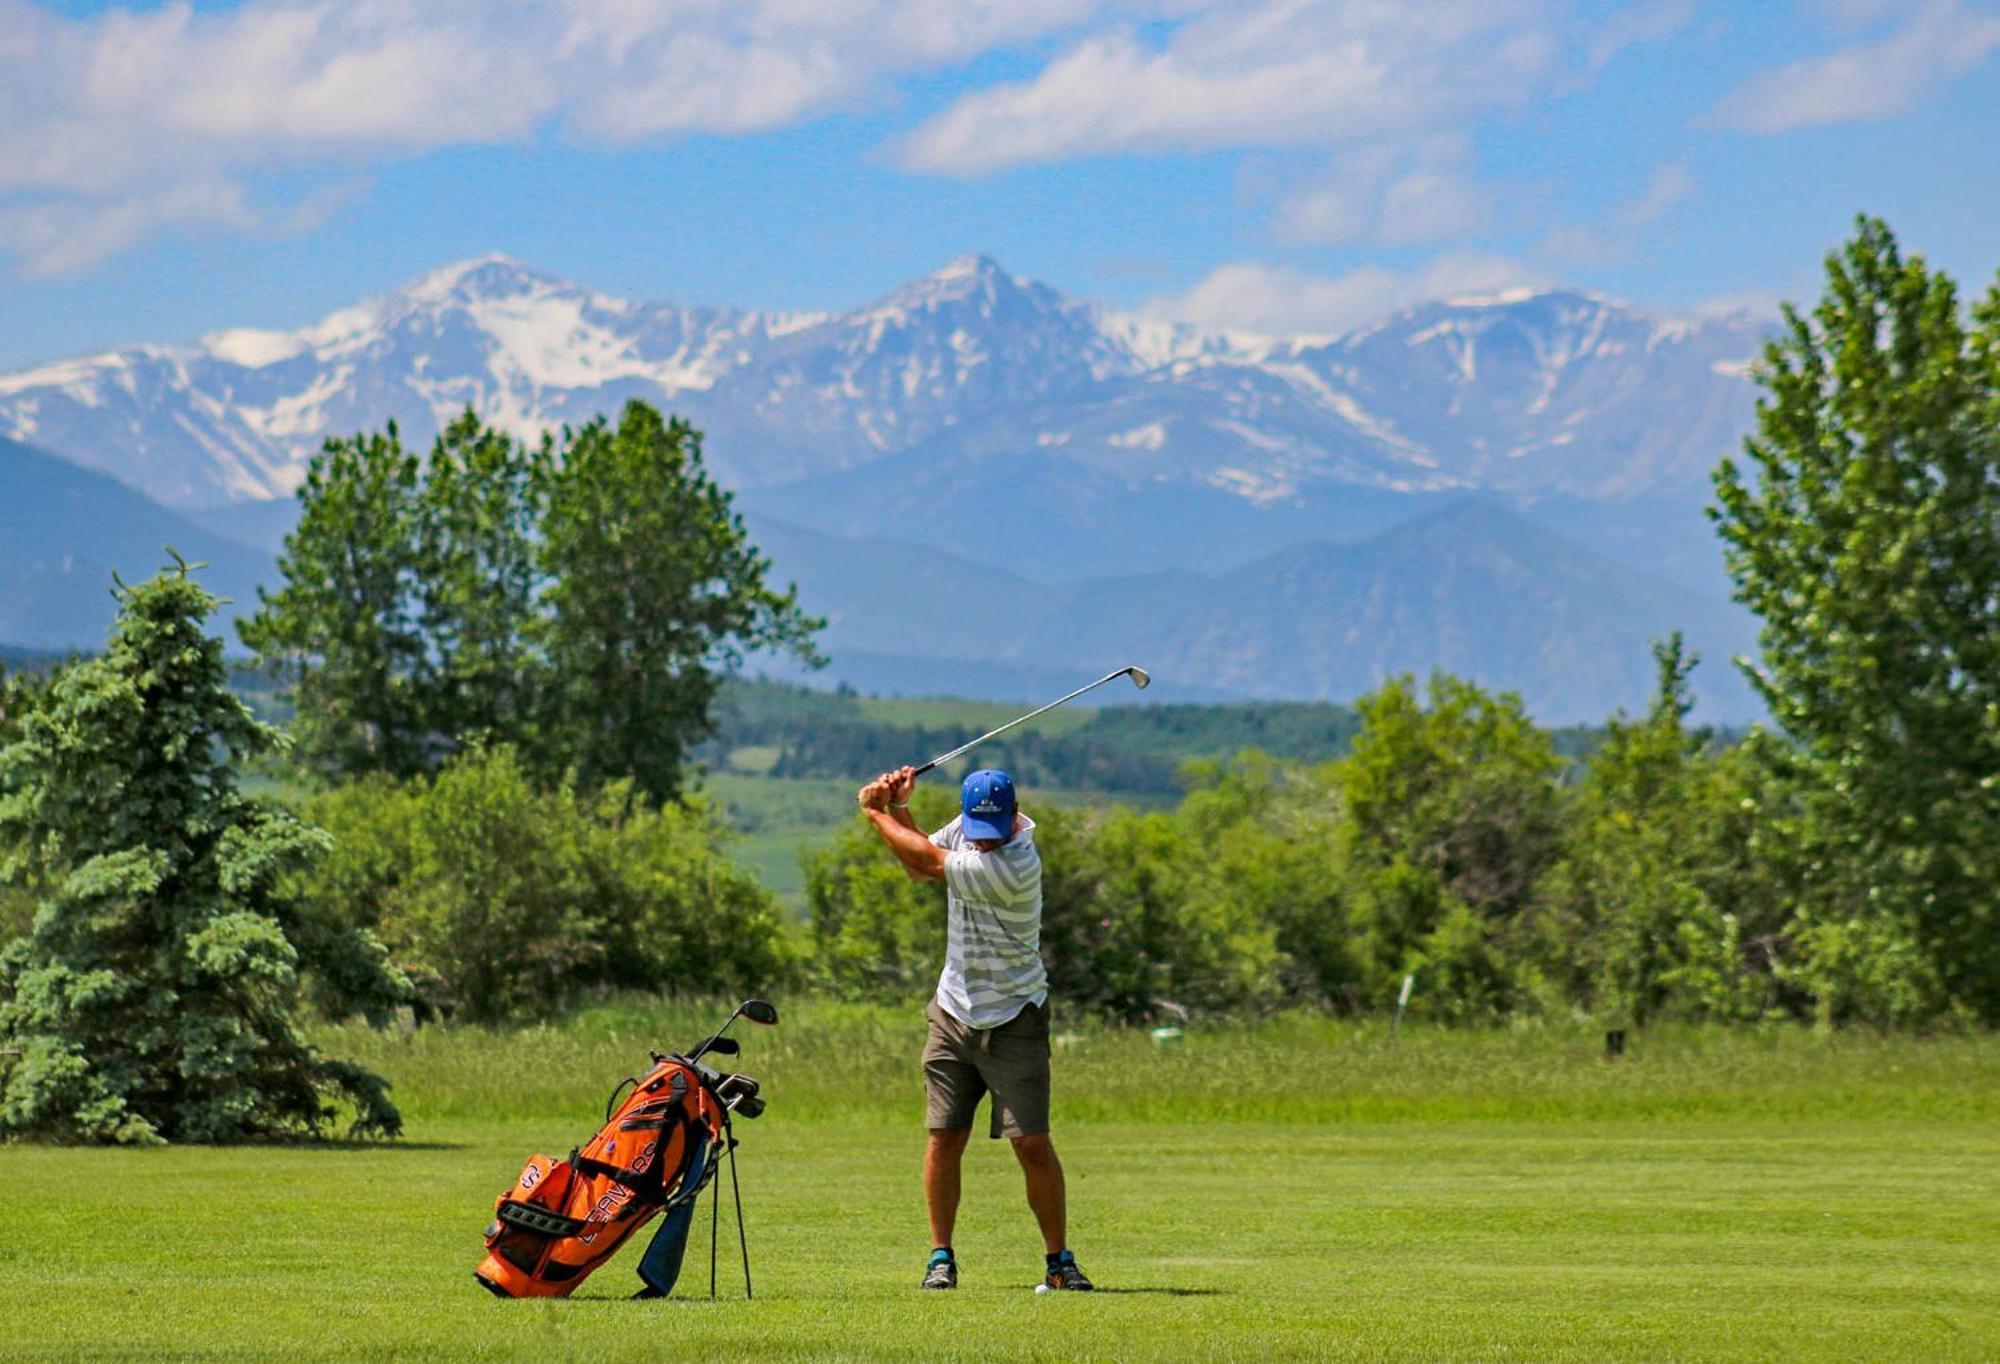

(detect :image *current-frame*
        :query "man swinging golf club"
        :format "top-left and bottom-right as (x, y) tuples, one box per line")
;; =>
(856, 763), (1095, 1293)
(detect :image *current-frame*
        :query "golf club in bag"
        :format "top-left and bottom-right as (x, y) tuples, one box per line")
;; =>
(912, 665), (1151, 777)
(474, 998), (778, 1301)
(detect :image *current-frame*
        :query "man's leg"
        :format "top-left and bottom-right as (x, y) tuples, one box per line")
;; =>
(987, 1003), (1091, 1289)
(926, 1127), (972, 1249)
(921, 1001), (983, 1286)
(1009, 1132), (1066, 1254)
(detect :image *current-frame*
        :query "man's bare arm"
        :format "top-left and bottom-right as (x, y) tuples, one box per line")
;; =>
(857, 766), (944, 880)
(864, 808), (947, 881)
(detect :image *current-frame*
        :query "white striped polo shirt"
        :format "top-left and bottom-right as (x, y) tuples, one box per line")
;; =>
(928, 813), (1048, 1028)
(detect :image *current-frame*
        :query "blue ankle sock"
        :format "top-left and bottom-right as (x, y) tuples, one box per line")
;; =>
(930, 1247), (954, 1265)
(1046, 1249), (1072, 1271)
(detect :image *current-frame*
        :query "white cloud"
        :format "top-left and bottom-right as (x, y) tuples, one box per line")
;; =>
(1145, 253), (1544, 335)
(1376, 171), (1492, 246)
(1582, 0), (1696, 68)
(1808, 0), (1932, 29)
(1623, 163), (1695, 227)
(0, 0), (1118, 272)
(1536, 162), (1692, 268)
(0, 183), (255, 279)
(1700, 0), (2000, 134)
(0, 178), (358, 279)
(1270, 137), (1489, 248)
(1270, 187), (1372, 246)
(898, 1), (1558, 175)
(1691, 289), (1787, 321)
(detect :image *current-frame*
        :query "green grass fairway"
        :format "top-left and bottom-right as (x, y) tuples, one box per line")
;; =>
(4, 1010), (1997, 1361)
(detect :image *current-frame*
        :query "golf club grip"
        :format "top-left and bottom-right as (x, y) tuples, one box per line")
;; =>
(911, 760), (939, 777)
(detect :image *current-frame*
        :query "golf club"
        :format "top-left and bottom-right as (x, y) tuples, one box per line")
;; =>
(912, 665), (1151, 777)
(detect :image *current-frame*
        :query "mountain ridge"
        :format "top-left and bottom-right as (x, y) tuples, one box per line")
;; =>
(0, 255), (1771, 720)
(0, 254), (1762, 518)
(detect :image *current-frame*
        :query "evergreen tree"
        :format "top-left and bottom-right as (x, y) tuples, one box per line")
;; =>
(536, 401), (821, 802)
(0, 562), (400, 1143)
(0, 661), (41, 942)
(1711, 216), (2000, 1025)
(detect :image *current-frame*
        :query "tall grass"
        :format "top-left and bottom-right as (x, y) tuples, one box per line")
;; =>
(317, 998), (2000, 1130)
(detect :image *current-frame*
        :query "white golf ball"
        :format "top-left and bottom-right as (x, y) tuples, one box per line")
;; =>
(1034, 1283), (1053, 1294)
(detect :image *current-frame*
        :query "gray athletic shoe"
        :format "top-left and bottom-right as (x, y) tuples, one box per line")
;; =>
(922, 1254), (958, 1290)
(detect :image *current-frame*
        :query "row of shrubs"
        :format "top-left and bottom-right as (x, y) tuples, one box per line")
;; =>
(290, 746), (791, 1026)
(810, 657), (1793, 1029)
(278, 644), (1976, 1033)
(12, 603), (1954, 1037)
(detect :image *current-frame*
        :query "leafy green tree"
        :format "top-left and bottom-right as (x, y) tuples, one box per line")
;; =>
(586, 785), (795, 998)
(1038, 803), (1283, 1021)
(1332, 675), (1564, 1016)
(1174, 754), (1354, 1007)
(413, 412), (548, 751)
(247, 403), (821, 801)
(1533, 638), (1777, 1024)
(240, 425), (428, 779)
(0, 563), (400, 1143)
(535, 401), (822, 801)
(1711, 216), (2000, 1025)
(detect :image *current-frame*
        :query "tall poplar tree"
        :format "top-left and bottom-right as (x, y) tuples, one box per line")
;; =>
(240, 425), (428, 780)
(414, 410), (547, 748)
(535, 401), (822, 802)
(1711, 216), (2000, 1024)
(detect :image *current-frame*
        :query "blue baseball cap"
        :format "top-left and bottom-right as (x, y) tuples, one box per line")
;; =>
(960, 769), (1017, 842)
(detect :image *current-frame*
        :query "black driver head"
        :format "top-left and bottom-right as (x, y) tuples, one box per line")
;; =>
(741, 998), (779, 1026)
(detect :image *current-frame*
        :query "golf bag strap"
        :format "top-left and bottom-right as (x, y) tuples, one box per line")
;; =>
(575, 1106), (703, 1191)
(573, 1154), (648, 1186)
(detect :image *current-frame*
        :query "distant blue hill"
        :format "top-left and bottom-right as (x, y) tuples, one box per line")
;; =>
(747, 501), (1760, 724)
(0, 435), (273, 649)
(2, 441), (1756, 723)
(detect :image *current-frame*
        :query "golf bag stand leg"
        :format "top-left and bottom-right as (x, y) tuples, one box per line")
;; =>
(726, 1114), (751, 1300)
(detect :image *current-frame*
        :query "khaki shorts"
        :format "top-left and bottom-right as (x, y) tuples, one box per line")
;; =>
(922, 998), (1052, 1140)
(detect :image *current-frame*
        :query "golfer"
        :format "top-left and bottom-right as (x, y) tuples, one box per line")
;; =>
(856, 764), (1094, 1293)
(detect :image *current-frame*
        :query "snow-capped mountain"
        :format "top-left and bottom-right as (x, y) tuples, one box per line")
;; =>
(0, 254), (1761, 518)
(0, 256), (816, 506)
(1, 254), (1779, 719)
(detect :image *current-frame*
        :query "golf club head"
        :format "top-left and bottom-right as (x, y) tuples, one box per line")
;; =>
(1126, 665), (1151, 690)
(741, 998), (780, 1026)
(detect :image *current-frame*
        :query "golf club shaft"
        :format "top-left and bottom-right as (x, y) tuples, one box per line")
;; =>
(913, 667), (1142, 777)
(689, 1004), (744, 1061)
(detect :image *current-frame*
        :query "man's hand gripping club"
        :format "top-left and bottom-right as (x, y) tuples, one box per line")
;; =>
(858, 765), (945, 881)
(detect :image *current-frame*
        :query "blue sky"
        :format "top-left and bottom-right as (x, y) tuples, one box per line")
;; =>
(3, 0), (1998, 368)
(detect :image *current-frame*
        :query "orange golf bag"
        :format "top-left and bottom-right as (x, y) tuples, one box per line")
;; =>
(475, 999), (775, 1300)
